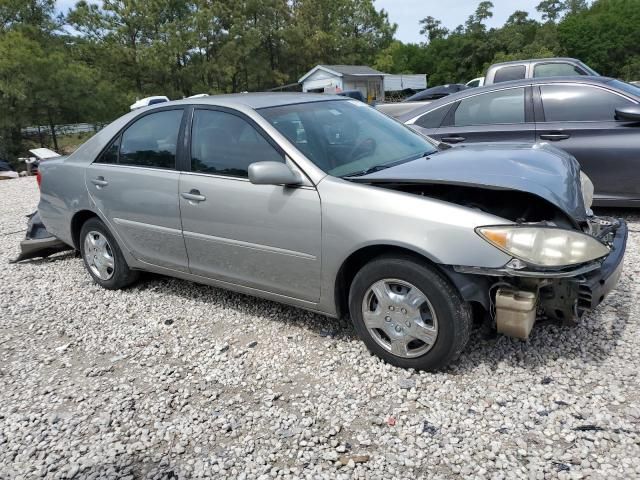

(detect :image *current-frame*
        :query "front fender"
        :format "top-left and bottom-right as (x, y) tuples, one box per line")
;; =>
(316, 176), (512, 315)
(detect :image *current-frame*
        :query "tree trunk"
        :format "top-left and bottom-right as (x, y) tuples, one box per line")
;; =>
(47, 110), (59, 152)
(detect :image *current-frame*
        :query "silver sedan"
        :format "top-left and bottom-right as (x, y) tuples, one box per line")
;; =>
(34, 93), (626, 370)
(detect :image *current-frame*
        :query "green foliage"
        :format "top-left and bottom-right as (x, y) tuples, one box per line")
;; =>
(0, 0), (394, 163)
(537, 0), (566, 22)
(1, 0), (639, 165)
(418, 16), (448, 43)
(558, 0), (640, 78)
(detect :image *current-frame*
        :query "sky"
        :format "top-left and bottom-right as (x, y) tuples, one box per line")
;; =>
(55, 0), (544, 44)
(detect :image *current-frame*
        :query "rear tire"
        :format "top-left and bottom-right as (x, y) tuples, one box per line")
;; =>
(349, 254), (471, 371)
(79, 217), (139, 290)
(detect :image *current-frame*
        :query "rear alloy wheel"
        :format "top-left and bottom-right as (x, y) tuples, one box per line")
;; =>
(79, 217), (139, 290)
(84, 231), (115, 281)
(349, 255), (471, 371)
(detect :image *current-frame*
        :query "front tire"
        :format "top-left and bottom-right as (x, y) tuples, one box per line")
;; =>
(349, 255), (471, 371)
(79, 217), (139, 290)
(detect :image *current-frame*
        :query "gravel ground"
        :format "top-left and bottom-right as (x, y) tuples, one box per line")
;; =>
(1, 176), (640, 480)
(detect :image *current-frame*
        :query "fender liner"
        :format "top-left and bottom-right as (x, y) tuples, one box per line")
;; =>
(437, 265), (492, 310)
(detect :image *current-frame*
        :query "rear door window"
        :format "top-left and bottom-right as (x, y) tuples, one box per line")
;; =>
(540, 85), (634, 122)
(493, 65), (526, 83)
(534, 63), (585, 78)
(453, 88), (525, 126)
(119, 109), (183, 168)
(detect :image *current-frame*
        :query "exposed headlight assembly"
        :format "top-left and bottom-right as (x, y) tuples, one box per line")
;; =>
(580, 171), (594, 211)
(476, 226), (610, 267)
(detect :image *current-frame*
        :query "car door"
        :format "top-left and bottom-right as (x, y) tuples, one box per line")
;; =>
(179, 107), (322, 302)
(534, 83), (640, 200)
(86, 108), (189, 272)
(413, 86), (535, 145)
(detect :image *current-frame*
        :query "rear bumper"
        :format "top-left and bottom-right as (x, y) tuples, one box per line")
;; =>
(10, 237), (71, 263)
(574, 219), (627, 310)
(10, 210), (73, 263)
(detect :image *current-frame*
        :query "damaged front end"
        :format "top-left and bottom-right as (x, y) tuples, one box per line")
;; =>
(351, 141), (628, 340)
(10, 211), (72, 263)
(452, 215), (627, 339)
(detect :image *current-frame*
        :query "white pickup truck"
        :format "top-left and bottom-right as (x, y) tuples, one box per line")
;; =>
(477, 57), (599, 86)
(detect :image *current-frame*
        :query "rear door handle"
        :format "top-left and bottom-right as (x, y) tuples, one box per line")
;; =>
(440, 136), (466, 144)
(539, 133), (570, 141)
(91, 176), (108, 188)
(181, 189), (206, 203)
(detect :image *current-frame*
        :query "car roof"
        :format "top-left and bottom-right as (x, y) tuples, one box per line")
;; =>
(490, 57), (582, 66)
(396, 76), (621, 122)
(166, 92), (348, 110)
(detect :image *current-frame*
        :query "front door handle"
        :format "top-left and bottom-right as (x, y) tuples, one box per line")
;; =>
(91, 176), (108, 188)
(181, 189), (206, 203)
(540, 133), (570, 141)
(440, 136), (466, 144)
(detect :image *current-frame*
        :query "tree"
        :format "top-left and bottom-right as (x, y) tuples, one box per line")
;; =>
(418, 16), (448, 43)
(0, 0), (57, 33)
(506, 10), (532, 26)
(558, 0), (640, 79)
(564, 0), (588, 15)
(465, 1), (494, 30)
(536, 0), (566, 22)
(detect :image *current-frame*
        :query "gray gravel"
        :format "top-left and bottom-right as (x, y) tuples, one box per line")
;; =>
(1, 176), (640, 479)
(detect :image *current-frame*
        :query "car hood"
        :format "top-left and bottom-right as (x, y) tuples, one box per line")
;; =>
(354, 142), (587, 223)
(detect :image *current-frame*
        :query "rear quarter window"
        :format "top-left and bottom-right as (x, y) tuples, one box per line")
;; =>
(493, 65), (526, 83)
(414, 105), (451, 129)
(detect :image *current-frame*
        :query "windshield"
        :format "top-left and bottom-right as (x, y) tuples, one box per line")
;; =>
(258, 99), (437, 177)
(608, 79), (640, 98)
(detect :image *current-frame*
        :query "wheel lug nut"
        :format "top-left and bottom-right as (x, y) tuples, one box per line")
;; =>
(401, 308), (407, 314)
(385, 316), (391, 322)
(405, 321), (411, 327)
(394, 325), (402, 333)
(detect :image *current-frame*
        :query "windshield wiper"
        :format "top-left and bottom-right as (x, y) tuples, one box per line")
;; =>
(342, 151), (433, 178)
(342, 164), (391, 178)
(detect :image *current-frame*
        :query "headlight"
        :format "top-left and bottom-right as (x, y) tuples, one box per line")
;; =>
(476, 226), (610, 267)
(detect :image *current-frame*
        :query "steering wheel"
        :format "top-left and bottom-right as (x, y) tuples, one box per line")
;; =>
(349, 137), (377, 161)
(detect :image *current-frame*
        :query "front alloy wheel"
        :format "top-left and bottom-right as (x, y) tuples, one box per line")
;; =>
(362, 279), (438, 358)
(349, 255), (471, 371)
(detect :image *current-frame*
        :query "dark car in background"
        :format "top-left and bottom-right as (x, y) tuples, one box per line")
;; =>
(399, 76), (640, 206)
(376, 84), (470, 118)
(404, 83), (468, 102)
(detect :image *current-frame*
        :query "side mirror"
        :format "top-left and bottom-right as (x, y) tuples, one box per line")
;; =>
(248, 161), (303, 186)
(615, 105), (640, 122)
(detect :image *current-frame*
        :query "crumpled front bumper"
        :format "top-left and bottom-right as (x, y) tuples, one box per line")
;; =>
(448, 218), (627, 328)
(573, 218), (627, 311)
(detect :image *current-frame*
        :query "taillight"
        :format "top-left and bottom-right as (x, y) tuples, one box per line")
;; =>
(36, 170), (42, 188)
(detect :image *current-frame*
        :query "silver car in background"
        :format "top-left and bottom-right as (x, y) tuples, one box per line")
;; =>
(35, 93), (627, 370)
